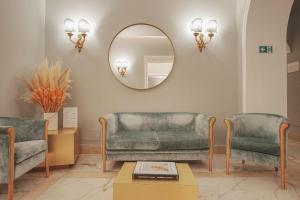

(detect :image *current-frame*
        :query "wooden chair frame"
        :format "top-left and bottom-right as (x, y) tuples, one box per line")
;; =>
(224, 119), (289, 189)
(6, 121), (49, 200)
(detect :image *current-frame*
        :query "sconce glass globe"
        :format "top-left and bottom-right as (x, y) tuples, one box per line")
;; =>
(64, 18), (75, 32)
(116, 60), (129, 68)
(206, 20), (217, 33)
(191, 18), (203, 33)
(78, 19), (90, 33)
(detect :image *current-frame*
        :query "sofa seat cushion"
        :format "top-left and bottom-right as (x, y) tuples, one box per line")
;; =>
(156, 132), (209, 150)
(231, 137), (280, 156)
(107, 131), (159, 151)
(14, 140), (47, 164)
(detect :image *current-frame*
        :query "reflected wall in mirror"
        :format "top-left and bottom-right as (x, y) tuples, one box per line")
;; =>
(109, 24), (175, 89)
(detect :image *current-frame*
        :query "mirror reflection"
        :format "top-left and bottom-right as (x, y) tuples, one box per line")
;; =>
(109, 24), (175, 89)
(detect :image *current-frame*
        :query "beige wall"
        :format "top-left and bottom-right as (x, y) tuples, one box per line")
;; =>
(0, 0), (45, 117)
(287, 0), (300, 132)
(1, 0), (294, 146)
(45, 0), (239, 145)
(236, 0), (250, 112)
(243, 0), (293, 116)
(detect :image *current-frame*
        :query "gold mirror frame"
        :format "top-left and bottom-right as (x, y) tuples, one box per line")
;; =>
(108, 23), (175, 90)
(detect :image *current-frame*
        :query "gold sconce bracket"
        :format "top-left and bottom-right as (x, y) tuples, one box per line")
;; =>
(193, 32), (214, 52)
(190, 18), (217, 52)
(67, 32), (87, 52)
(64, 18), (90, 53)
(118, 66), (127, 77)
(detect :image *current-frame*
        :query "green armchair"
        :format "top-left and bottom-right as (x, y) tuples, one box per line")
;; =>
(0, 117), (49, 200)
(224, 113), (289, 189)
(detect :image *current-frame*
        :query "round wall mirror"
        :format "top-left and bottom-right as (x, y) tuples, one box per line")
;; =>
(109, 24), (175, 89)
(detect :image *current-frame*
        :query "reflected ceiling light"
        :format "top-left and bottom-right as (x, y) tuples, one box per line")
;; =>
(64, 18), (90, 52)
(190, 18), (217, 52)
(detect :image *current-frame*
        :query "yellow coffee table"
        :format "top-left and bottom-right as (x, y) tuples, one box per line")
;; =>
(113, 162), (199, 200)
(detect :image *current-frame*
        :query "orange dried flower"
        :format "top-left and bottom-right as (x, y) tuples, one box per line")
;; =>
(21, 59), (71, 113)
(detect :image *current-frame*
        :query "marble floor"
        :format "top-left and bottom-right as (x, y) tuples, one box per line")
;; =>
(1, 138), (300, 200)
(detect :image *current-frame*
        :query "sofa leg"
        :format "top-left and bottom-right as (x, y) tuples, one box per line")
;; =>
(275, 167), (278, 177)
(208, 154), (212, 172)
(226, 153), (230, 175)
(102, 156), (106, 173)
(242, 160), (245, 169)
(8, 178), (13, 200)
(280, 156), (285, 189)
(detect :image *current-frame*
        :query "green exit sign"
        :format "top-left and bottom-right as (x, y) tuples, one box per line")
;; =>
(259, 45), (273, 53)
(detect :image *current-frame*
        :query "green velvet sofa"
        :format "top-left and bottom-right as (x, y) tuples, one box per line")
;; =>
(224, 113), (289, 189)
(99, 112), (216, 172)
(0, 117), (49, 200)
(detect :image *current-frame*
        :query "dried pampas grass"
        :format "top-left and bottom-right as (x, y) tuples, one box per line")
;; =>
(21, 59), (71, 113)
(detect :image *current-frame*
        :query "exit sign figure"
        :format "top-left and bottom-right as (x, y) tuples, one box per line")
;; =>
(259, 46), (273, 53)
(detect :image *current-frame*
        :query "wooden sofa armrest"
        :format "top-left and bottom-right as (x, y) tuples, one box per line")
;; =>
(224, 119), (232, 175)
(208, 117), (216, 172)
(98, 117), (107, 172)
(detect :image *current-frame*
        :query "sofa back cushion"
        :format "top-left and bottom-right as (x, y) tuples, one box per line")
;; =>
(118, 113), (156, 131)
(156, 113), (196, 131)
(117, 113), (196, 132)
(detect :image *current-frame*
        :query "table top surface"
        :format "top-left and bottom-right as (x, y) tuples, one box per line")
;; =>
(115, 162), (197, 186)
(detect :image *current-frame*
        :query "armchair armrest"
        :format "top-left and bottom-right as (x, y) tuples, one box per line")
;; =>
(0, 127), (14, 183)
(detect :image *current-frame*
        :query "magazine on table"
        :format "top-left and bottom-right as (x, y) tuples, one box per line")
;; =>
(132, 161), (179, 180)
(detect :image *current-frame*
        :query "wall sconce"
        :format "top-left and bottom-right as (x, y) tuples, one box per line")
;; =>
(64, 18), (90, 52)
(116, 61), (128, 77)
(190, 18), (217, 52)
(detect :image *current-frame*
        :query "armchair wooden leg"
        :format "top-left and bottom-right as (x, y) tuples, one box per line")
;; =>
(102, 155), (106, 173)
(44, 121), (50, 177)
(8, 179), (14, 200)
(45, 152), (50, 177)
(8, 127), (14, 200)
(226, 151), (230, 175)
(280, 157), (285, 189)
(280, 145), (286, 189)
